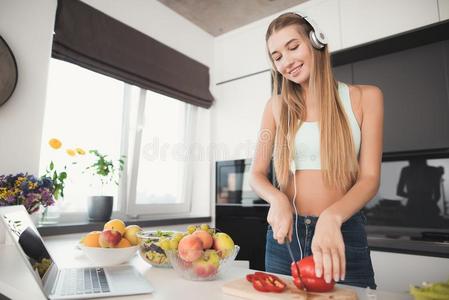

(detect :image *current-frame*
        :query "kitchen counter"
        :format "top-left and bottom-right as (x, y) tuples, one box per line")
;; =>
(368, 234), (449, 258)
(0, 233), (413, 300)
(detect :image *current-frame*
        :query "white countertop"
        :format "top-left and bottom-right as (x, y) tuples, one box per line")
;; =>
(0, 233), (413, 300)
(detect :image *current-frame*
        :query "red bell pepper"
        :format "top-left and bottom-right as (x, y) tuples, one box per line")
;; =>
(291, 256), (335, 293)
(246, 271), (287, 293)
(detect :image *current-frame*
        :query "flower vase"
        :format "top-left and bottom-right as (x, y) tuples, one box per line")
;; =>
(0, 225), (5, 245)
(39, 203), (61, 225)
(30, 211), (40, 226)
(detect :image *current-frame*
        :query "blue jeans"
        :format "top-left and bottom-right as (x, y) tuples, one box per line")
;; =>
(265, 212), (376, 289)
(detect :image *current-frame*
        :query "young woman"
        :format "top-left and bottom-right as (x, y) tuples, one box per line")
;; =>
(249, 12), (383, 289)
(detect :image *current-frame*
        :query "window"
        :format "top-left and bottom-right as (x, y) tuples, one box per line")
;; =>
(126, 90), (197, 216)
(40, 59), (124, 214)
(40, 59), (196, 222)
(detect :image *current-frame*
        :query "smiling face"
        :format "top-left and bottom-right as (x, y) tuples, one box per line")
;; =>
(267, 25), (313, 86)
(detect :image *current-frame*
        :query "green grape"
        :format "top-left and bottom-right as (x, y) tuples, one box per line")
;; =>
(187, 225), (196, 234)
(410, 282), (449, 300)
(173, 233), (184, 241)
(169, 239), (179, 250)
(200, 224), (209, 231)
(432, 283), (449, 294)
(159, 238), (170, 250)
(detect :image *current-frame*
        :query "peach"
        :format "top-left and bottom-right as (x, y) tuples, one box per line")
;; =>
(99, 229), (122, 248)
(104, 219), (126, 236)
(178, 234), (203, 262)
(83, 231), (101, 247)
(192, 229), (213, 249)
(192, 250), (219, 277)
(116, 238), (132, 248)
(213, 232), (235, 258)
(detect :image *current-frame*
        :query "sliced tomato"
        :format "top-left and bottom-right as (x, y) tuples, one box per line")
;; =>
(246, 273), (254, 282)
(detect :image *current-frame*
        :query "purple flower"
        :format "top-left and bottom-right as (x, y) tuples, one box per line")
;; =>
(5, 195), (16, 204)
(0, 173), (57, 214)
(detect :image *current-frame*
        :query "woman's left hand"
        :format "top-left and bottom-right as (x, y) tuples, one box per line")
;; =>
(311, 211), (345, 283)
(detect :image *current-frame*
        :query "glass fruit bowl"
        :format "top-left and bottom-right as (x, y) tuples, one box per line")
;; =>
(165, 245), (240, 281)
(137, 230), (182, 268)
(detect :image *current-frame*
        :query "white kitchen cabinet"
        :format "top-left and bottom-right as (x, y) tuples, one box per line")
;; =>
(214, 21), (271, 84)
(371, 251), (449, 293)
(298, 0), (342, 52)
(439, 0), (449, 20)
(211, 72), (271, 161)
(340, 0), (439, 49)
(213, 0), (342, 84)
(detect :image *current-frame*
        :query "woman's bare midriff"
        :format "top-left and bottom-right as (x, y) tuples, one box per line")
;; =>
(285, 170), (345, 216)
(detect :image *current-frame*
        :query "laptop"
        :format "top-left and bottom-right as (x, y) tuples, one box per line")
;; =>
(0, 205), (154, 299)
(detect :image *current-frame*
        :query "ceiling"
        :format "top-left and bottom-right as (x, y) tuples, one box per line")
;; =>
(157, 0), (309, 36)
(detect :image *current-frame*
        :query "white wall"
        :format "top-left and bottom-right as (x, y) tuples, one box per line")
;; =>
(0, 0), (57, 175)
(439, 0), (449, 21)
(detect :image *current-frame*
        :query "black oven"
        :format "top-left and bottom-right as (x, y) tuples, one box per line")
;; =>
(215, 159), (274, 206)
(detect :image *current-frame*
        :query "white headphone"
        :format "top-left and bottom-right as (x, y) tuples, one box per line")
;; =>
(293, 11), (328, 50)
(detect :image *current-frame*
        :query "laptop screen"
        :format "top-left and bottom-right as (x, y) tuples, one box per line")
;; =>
(2, 210), (55, 282)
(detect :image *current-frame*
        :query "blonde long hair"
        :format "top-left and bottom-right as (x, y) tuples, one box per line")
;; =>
(267, 13), (359, 192)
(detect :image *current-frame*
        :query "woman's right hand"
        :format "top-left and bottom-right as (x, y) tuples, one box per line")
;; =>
(267, 195), (293, 244)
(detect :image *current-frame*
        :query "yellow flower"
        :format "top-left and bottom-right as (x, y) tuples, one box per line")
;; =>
(28, 182), (37, 190)
(76, 148), (86, 155)
(49, 138), (62, 149)
(66, 149), (76, 157)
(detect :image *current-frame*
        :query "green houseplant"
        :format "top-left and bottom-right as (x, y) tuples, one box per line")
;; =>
(85, 150), (125, 221)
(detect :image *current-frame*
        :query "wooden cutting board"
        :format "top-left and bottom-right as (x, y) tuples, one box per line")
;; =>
(222, 277), (358, 300)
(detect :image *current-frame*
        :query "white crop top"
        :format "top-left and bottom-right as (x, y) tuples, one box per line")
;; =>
(293, 82), (361, 170)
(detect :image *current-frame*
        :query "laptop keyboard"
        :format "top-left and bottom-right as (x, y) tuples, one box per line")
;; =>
(60, 267), (110, 296)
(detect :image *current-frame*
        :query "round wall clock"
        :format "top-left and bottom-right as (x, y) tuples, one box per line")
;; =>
(0, 35), (18, 107)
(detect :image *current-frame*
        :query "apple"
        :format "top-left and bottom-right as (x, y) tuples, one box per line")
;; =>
(178, 234), (203, 262)
(213, 232), (235, 258)
(99, 229), (122, 248)
(103, 219), (126, 236)
(123, 225), (142, 245)
(192, 229), (213, 249)
(192, 250), (219, 277)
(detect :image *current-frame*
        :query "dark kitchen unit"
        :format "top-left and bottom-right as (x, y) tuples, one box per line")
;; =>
(215, 159), (271, 271)
(216, 20), (449, 270)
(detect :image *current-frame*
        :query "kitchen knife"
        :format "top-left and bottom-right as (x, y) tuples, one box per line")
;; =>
(285, 239), (301, 278)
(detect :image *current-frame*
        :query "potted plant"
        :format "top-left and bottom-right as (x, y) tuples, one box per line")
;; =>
(85, 150), (125, 221)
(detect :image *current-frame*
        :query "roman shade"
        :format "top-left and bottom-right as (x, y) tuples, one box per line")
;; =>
(52, 0), (214, 108)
